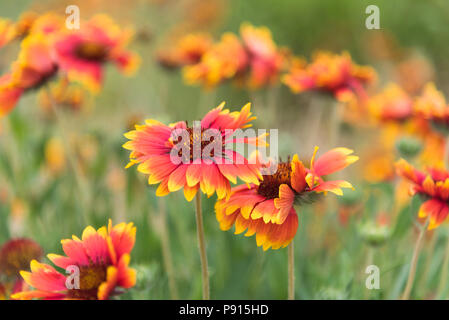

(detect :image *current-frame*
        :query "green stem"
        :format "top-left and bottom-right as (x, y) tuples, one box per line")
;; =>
(194, 193), (210, 300)
(401, 216), (430, 300)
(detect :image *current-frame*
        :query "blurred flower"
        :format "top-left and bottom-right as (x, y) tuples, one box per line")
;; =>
(395, 54), (434, 95)
(123, 102), (265, 201)
(362, 151), (395, 183)
(157, 33), (213, 69)
(0, 18), (17, 49)
(9, 198), (29, 236)
(367, 83), (413, 123)
(12, 220), (136, 300)
(183, 23), (288, 89)
(215, 147), (358, 250)
(283, 51), (376, 102)
(0, 32), (58, 116)
(0, 238), (43, 278)
(106, 166), (126, 193)
(44, 137), (66, 175)
(396, 158), (449, 229)
(414, 83), (449, 136)
(54, 14), (140, 93)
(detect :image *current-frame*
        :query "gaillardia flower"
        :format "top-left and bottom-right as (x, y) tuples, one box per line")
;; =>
(123, 102), (265, 201)
(215, 147), (358, 250)
(396, 159), (449, 230)
(183, 23), (288, 89)
(54, 14), (140, 93)
(413, 82), (449, 134)
(12, 220), (136, 300)
(157, 32), (213, 69)
(0, 32), (58, 116)
(367, 83), (413, 123)
(283, 51), (376, 102)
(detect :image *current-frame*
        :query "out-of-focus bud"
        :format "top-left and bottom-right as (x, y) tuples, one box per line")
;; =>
(0, 238), (43, 278)
(359, 214), (391, 247)
(395, 136), (422, 159)
(9, 198), (29, 236)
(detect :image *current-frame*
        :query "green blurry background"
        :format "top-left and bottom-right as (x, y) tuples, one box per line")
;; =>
(0, 0), (448, 299)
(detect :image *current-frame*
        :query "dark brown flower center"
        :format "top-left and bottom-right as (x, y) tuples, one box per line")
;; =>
(0, 239), (43, 278)
(75, 42), (109, 62)
(67, 264), (107, 300)
(173, 126), (224, 162)
(257, 161), (292, 199)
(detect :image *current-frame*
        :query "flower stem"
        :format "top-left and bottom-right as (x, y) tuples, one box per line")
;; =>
(288, 241), (295, 300)
(437, 232), (449, 298)
(401, 216), (429, 300)
(194, 193), (210, 300)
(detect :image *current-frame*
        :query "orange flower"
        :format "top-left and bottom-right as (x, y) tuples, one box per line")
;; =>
(396, 159), (449, 229)
(216, 147), (358, 250)
(283, 51), (376, 102)
(0, 238), (43, 278)
(123, 102), (265, 201)
(367, 83), (413, 122)
(0, 32), (58, 116)
(157, 32), (213, 69)
(0, 18), (17, 49)
(12, 220), (136, 300)
(54, 14), (140, 93)
(183, 23), (287, 89)
(414, 82), (449, 133)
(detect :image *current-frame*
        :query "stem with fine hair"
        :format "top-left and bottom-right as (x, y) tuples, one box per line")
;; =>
(288, 241), (295, 300)
(401, 216), (430, 300)
(194, 192), (210, 300)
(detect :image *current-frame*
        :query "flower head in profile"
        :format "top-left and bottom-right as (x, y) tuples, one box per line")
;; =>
(12, 220), (136, 300)
(0, 32), (58, 116)
(215, 147), (358, 250)
(183, 23), (287, 89)
(283, 51), (376, 102)
(414, 83), (449, 135)
(367, 83), (413, 123)
(157, 32), (213, 69)
(123, 102), (266, 201)
(54, 14), (140, 93)
(396, 159), (449, 230)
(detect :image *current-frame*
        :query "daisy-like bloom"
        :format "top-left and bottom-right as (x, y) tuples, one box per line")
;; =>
(54, 14), (140, 93)
(283, 51), (376, 102)
(157, 32), (213, 69)
(183, 23), (287, 89)
(12, 220), (136, 300)
(123, 102), (265, 201)
(414, 82), (449, 134)
(367, 83), (413, 123)
(215, 147), (358, 250)
(0, 32), (58, 116)
(396, 158), (449, 229)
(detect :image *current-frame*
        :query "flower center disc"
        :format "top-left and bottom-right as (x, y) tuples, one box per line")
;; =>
(257, 162), (291, 199)
(75, 42), (109, 61)
(68, 264), (107, 300)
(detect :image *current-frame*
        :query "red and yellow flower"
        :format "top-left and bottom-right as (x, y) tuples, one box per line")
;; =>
(54, 14), (140, 93)
(396, 158), (449, 229)
(413, 82), (449, 132)
(157, 32), (213, 69)
(123, 102), (265, 201)
(367, 83), (413, 123)
(0, 32), (58, 116)
(215, 147), (358, 250)
(12, 220), (136, 300)
(183, 23), (288, 89)
(283, 51), (376, 102)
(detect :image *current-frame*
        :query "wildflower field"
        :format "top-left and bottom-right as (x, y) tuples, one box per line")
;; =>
(1, 0), (449, 301)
